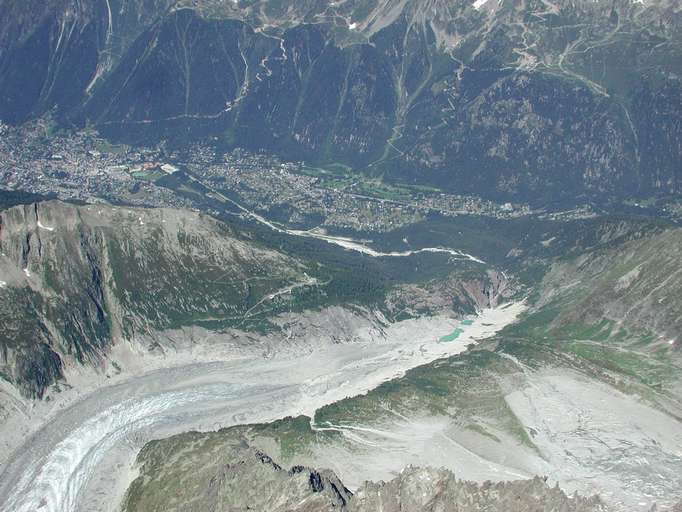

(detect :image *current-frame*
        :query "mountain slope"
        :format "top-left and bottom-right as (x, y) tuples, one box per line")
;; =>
(122, 433), (606, 512)
(117, 221), (682, 510)
(0, 200), (307, 397)
(531, 227), (682, 344)
(0, 0), (680, 204)
(0, 199), (508, 399)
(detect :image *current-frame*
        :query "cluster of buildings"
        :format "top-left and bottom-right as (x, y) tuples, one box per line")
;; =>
(0, 121), (189, 209)
(189, 146), (533, 232)
(1, 121), (534, 234)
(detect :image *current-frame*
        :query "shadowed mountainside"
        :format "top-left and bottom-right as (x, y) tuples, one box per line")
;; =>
(0, 0), (680, 205)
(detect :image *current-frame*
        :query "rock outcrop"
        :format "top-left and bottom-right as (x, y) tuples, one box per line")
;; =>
(0, 201), (306, 397)
(123, 438), (606, 512)
(125, 437), (352, 512)
(352, 466), (606, 512)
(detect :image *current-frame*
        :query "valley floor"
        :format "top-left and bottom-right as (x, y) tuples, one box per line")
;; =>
(2, 299), (680, 512)
(0, 303), (524, 512)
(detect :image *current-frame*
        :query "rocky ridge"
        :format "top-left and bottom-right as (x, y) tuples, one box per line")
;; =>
(123, 434), (607, 512)
(0, 200), (306, 397)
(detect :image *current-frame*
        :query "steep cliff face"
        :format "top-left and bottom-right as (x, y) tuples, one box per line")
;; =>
(0, 201), (306, 397)
(385, 269), (514, 318)
(1, 0), (680, 204)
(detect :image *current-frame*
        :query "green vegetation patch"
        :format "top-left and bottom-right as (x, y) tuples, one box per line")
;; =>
(250, 415), (339, 459)
(315, 348), (537, 451)
(562, 341), (675, 388)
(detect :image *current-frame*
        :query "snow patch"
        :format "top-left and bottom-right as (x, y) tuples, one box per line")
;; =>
(0, 280), (6, 289)
(23, 268), (31, 278)
(473, 0), (489, 9)
(37, 220), (55, 232)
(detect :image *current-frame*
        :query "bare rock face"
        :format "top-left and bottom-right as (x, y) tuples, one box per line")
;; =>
(386, 269), (515, 318)
(0, 201), (306, 397)
(124, 435), (351, 512)
(350, 466), (606, 512)
(123, 436), (605, 512)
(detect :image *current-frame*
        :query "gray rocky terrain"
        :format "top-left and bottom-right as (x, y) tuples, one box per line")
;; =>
(123, 434), (606, 512)
(0, 200), (307, 397)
